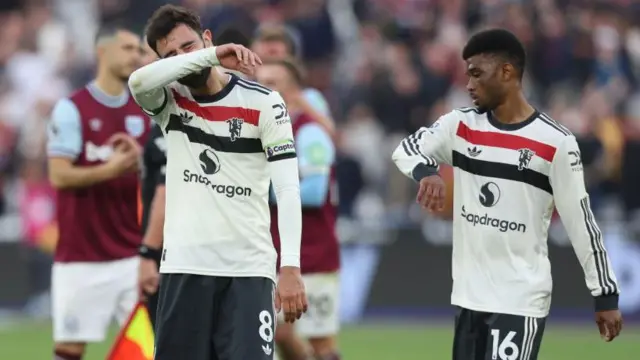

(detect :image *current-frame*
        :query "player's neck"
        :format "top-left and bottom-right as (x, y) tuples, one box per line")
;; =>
(190, 69), (229, 97)
(491, 92), (535, 125)
(93, 73), (126, 97)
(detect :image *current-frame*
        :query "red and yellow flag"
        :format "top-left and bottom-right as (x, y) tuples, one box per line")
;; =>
(107, 302), (155, 360)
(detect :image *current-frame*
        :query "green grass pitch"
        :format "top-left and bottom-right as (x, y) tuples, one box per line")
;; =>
(0, 321), (637, 359)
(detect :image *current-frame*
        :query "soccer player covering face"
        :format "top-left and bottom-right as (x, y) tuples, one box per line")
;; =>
(128, 5), (306, 359)
(47, 25), (151, 360)
(392, 29), (623, 360)
(256, 60), (341, 360)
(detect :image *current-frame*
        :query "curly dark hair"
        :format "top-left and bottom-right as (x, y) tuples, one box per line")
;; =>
(145, 5), (203, 54)
(462, 28), (526, 79)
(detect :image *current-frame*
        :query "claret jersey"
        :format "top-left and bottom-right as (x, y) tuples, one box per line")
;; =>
(393, 107), (620, 317)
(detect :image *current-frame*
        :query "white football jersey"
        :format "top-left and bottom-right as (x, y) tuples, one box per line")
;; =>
(393, 108), (620, 317)
(145, 75), (296, 282)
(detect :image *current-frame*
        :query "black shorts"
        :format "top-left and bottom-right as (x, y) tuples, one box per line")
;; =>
(154, 274), (276, 360)
(452, 307), (546, 360)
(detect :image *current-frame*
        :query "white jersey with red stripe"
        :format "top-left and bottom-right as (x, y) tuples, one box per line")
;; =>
(141, 74), (296, 281)
(392, 107), (620, 318)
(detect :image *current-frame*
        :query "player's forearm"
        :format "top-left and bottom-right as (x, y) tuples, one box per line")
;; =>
(557, 199), (620, 310)
(391, 139), (439, 182)
(143, 185), (166, 249)
(269, 158), (302, 268)
(128, 47), (220, 96)
(48, 160), (116, 189)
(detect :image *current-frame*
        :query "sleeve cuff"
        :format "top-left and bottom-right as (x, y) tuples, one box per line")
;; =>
(411, 163), (439, 182)
(280, 255), (300, 268)
(594, 294), (619, 312)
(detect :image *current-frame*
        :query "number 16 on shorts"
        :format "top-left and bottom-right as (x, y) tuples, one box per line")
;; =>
(490, 316), (545, 360)
(490, 329), (518, 360)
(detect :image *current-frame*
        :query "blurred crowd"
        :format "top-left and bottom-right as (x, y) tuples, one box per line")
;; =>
(2, 0), (640, 250)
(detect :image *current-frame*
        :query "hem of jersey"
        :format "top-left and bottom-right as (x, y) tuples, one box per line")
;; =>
(160, 267), (276, 283)
(279, 268), (340, 275)
(53, 255), (139, 265)
(451, 299), (549, 318)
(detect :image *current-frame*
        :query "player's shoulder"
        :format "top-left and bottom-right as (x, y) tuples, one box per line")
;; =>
(428, 107), (471, 129)
(533, 111), (573, 137)
(234, 76), (273, 97)
(531, 111), (575, 149)
(67, 86), (91, 102)
(51, 97), (81, 123)
(302, 87), (326, 104)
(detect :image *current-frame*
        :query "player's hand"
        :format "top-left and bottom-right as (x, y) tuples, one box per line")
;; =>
(416, 175), (446, 212)
(138, 258), (160, 301)
(595, 309), (623, 342)
(108, 133), (142, 156)
(276, 266), (307, 323)
(106, 133), (140, 175)
(215, 44), (262, 75)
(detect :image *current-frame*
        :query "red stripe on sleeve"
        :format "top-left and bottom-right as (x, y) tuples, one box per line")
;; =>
(172, 90), (260, 126)
(456, 122), (556, 162)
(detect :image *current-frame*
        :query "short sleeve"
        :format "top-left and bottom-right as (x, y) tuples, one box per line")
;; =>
(47, 98), (82, 159)
(302, 87), (331, 117)
(259, 91), (296, 162)
(295, 123), (335, 177)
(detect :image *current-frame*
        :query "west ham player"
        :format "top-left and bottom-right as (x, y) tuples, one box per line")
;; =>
(251, 24), (335, 136)
(47, 25), (150, 360)
(257, 59), (340, 360)
(252, 24), (339, 360)
(128, 5), (306, 359)
(392, 29), (622, 360)
(136, 38), (164, 329)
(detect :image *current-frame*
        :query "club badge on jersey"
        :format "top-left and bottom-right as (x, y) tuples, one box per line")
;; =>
(125, 115), (146, 138)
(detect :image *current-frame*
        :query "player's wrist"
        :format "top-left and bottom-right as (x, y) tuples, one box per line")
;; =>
(279, 255), (300, 269)
(412, 163), (439, 182)
(139, 244), (162, 264)
(208, 46), (220, 66)
(594, 294), (619, 312)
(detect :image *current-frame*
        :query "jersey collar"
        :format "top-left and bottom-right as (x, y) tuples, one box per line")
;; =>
(192, 73), (238, 104)
(487, 109), (540, 131)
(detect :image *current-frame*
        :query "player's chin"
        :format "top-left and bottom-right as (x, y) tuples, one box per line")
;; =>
(473, 102), (489, 114)
(119, 69), (136, 82)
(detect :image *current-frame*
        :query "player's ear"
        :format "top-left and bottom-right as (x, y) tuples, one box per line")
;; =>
(202, 29), (213, 47)
(501, 63), (513, 82)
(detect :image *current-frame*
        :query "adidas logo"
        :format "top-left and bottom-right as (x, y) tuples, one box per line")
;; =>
(179, 112), (193, 124)
(262, 344), (272, 356)
(467, 146), (482, 157)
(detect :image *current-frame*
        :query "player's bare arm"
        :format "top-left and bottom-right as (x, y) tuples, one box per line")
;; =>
(549, 135), (622, 341)
(391, 111), (457, 212)
(138, 184), (165, 299)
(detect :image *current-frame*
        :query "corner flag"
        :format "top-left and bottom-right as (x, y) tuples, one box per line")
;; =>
(107, 302), (155, 360)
